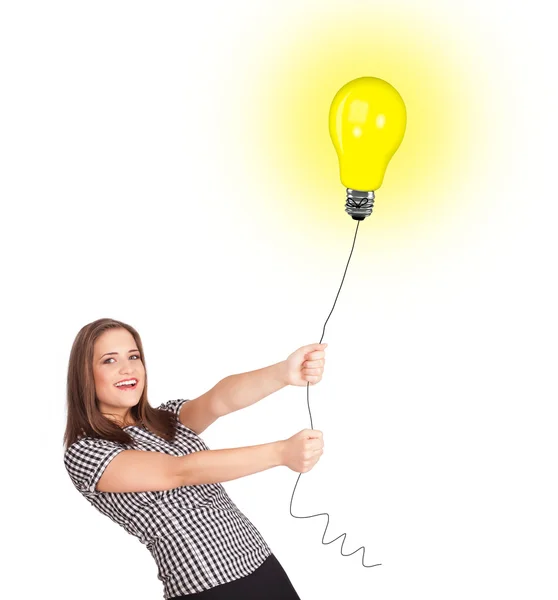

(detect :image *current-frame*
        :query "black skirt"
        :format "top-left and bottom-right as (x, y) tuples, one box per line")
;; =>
(170, 553), (302, 599)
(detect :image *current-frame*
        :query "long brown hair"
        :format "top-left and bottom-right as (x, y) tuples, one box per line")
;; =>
(63, 317), (178, 450)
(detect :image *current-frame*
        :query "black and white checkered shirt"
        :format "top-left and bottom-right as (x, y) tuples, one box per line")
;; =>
(64, 398), (272, 598)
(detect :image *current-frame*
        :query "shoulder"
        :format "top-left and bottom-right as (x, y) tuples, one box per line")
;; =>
(64, 436), (124, 472)
(155, 398), (191, 416)
(64, 436), (127, 496)
(65, 435), (121, 453)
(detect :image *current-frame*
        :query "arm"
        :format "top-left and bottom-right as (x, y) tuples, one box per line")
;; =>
(178, 361), (287, 434)
(202, 343), (326, 416)
(207, 361), (288, 416)
(177, 394), (222, 435)
(180, 442), (284, 486)
(96, 442), (285, 493)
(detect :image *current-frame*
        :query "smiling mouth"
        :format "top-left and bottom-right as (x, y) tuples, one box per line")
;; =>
(114, 379), (138, 391)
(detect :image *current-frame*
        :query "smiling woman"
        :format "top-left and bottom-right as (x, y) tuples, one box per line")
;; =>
(62, 317), (303, 599)
(63, 318), (178, 444)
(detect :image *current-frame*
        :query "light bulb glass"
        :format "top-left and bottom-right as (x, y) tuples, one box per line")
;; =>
(329, 77), (407, 193)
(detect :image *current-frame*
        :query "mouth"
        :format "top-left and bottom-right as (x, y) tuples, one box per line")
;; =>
(114, 378), (138, 391)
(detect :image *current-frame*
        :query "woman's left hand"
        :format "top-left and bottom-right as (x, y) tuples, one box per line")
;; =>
(281, 343), (328, 387)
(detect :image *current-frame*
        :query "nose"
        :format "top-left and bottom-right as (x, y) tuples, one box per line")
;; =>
(119, 362), (134, 375)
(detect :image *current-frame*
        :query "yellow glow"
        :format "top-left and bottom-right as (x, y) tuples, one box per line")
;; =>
(221, 8), (502, 248)
(329, 77), (407, 192)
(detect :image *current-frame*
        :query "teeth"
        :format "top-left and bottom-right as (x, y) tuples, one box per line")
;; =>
(115, 379), (137, 387)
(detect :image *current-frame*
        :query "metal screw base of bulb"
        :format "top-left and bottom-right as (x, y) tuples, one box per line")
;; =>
(345, 189), (375, 221)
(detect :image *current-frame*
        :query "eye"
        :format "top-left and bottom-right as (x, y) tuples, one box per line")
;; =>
(103, 354), (141, 364)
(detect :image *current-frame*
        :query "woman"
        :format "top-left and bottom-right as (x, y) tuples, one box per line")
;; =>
(63, 317), (327, 599)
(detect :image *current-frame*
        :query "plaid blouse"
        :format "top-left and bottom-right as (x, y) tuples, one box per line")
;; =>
(64, 398), (272, 598)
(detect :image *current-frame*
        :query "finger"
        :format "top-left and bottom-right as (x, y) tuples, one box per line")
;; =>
(304, 359), (325, 367)
(304, 343), (327, 355)
(306, 343), (327, 351)
(303, 367), (322, 374)
(305, 351), (326, 360)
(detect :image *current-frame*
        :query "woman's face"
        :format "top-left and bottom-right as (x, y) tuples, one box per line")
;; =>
(92, 327), (146, 425)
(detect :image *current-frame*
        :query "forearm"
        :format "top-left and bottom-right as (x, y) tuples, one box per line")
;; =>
(178, 441), (284, 486)
(213, 361), (287, 415)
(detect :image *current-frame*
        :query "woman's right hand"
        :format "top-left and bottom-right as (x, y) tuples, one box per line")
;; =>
(278, 429), (324, 473)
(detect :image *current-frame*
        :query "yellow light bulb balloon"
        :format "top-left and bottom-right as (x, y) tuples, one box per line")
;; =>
(329, 77), (407, 220)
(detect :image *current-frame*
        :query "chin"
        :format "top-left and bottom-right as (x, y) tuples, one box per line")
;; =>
(116, 393), (142, 406)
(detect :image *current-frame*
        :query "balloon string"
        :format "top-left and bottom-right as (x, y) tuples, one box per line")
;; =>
(289, 218), (381, 568)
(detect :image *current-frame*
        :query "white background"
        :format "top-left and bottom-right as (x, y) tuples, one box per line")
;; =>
(1, 1), (557, 599)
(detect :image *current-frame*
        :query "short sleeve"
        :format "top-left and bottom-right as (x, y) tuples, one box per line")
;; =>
(64, 438), (125, 498)
(156, 398), (191, 416)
